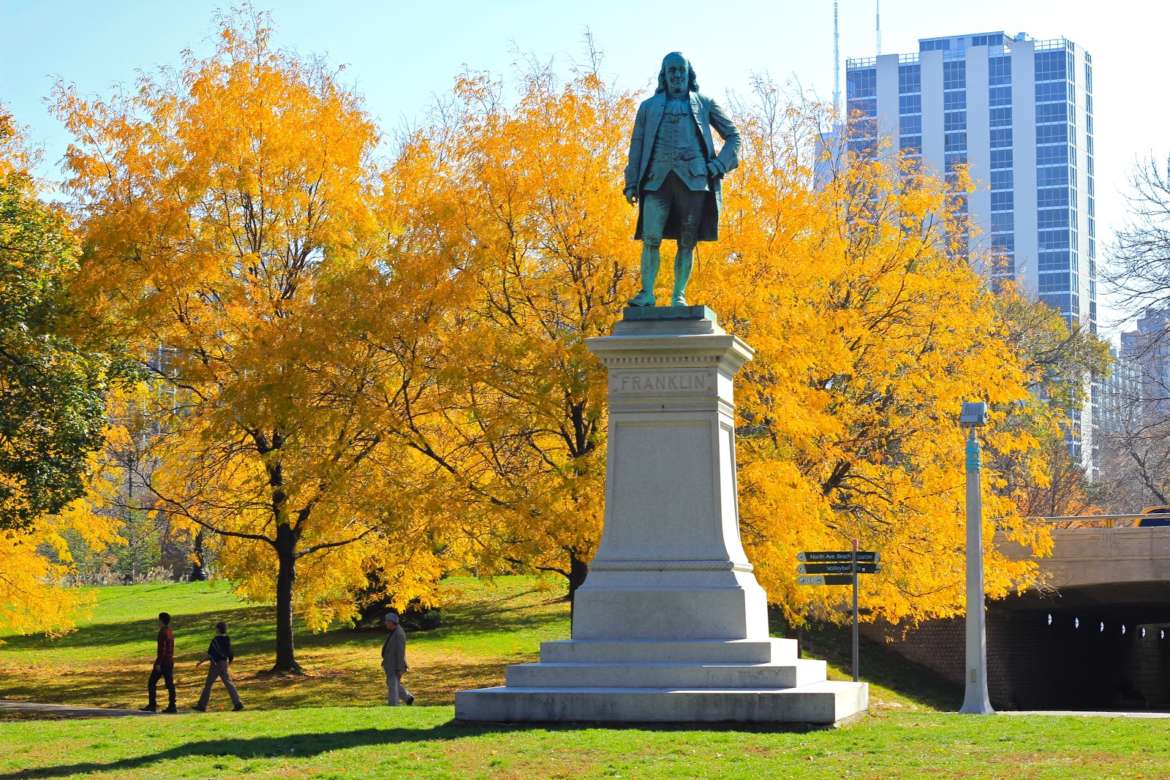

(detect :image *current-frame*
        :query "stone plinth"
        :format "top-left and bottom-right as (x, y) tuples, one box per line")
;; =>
(455, 307), (868, 725)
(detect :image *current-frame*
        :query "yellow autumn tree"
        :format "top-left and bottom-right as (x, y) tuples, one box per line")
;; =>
(407, 67), (1060, 626)
(693, 85), (1054, 625)
(0, 107), (121, 635)
(55, 11), (459, 671)
(384, 66), (637, 598)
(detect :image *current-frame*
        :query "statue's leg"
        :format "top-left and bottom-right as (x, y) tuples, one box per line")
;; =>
(672, 243), (694, 307)
(671, 188), (706, 307)
(630, 188), (669, 307)
(631, 239), (661, 307)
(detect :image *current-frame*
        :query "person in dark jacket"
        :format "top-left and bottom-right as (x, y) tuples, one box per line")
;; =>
(381, 612), (414, 706)
(141, 612), (176, 713)
(194, 621), (243, 712)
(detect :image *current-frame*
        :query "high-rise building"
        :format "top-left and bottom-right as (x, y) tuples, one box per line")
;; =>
(1121, 306), (1170, 424)
(845, 31), (1097, 465)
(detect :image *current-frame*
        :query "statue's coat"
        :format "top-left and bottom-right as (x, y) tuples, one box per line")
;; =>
(624, 91), (740, 242)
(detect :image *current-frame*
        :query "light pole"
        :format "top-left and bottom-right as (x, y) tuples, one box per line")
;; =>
(959, 401), (994, 714)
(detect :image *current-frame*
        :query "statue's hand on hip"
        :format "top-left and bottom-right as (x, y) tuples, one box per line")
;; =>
(624, 188), (638, 206)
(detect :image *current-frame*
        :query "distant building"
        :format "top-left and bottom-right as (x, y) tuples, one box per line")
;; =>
(845, 31), (1097, 467)
(1096, 347), (1141, 434)
(1121, 306), (1170, 424)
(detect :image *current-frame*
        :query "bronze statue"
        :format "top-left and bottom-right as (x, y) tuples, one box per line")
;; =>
(624, 52), (740, 307)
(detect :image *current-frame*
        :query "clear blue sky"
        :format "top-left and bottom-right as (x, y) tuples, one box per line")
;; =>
(2, 0), (1165, 334)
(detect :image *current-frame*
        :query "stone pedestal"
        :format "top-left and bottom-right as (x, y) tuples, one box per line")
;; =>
(455, 307), (868, 725)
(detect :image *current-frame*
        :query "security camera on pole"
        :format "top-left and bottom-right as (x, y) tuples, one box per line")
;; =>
(959, 401), (994, 715)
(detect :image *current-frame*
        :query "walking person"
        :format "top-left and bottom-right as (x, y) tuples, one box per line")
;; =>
(381, 612), (414, 706)
(141, 612), (177, 713)
(194, 621), (244, 712)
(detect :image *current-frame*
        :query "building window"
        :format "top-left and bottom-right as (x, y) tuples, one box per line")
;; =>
(898, 93), (921, 114)
(848, 98), (877, 117)
(1035, 51), (1067, 81)
(899, 64), (921, 93)
(1036, 103), (1067, 124)
(991, 190), (1014, 210)
(1035, 81), (1068, 103)
(900, 135), (922, 153)
(945, 132), (967, 152)
(989, 85), (1012, 106)
(1037, 167), (1068, 187)
(989, 57), (1011, 85)
(943, 61), (966, 90)
(900, 115), (922, 134)
(989, 107), (1013, 127)
(945, 153), (967, 172)
(944, 90), (967, 111)
(945, 112), (967, 131)
(992, 234), (1015, 252)
(1038, 187), (1068, 207)
(1039, 251), (1070, 271)
(1036, 145), (1068, 165)
(991, 170), (1014, 190)
(1038, 208), (1070, 229)
(1039, 229), (1071, 250)
(1039, 273), (1071, 293)
(990, 128), (1013, 148)
(992, 212), (1014, 232)
(847, 68), (877, 98)
(1037, 124), (1067, 144)
(990, 149), (1013, 169)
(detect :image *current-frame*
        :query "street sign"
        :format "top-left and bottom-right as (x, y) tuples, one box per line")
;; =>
(799, 562), (880, 575)
(796, 543), (883, 684)
(797, 551), (879, 564)
(797, 575), (855, 586)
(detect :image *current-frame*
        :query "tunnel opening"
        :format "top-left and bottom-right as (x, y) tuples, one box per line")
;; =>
(988, 584), (1170, 711)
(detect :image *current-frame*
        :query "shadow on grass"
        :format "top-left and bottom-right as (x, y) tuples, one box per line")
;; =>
(0, 725), (452, 778)
(0, 588), (566, 657)
(2, 715), (839, 778)
(0, 606), (273, 654)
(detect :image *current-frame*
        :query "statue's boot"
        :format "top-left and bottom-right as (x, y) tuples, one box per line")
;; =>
(629, 241), (661, 307)
(671, 245), (694, 307)
(628, 289), (657, 307)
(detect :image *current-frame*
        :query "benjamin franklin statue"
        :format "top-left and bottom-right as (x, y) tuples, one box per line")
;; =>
(624, 52), (740, 307)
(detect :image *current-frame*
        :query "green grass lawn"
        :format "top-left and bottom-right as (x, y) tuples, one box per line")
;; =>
(2, 705), (1169, 778)
(0, 575), (570, 711)
(2, 577), (1165, 778)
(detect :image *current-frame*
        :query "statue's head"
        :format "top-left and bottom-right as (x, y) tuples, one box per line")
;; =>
(656, 52), (699, 97)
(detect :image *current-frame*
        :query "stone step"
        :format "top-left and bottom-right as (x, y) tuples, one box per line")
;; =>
(540, 638), (796, 664)
(506, 659), (827, 689)
(455, 681), (869, 725)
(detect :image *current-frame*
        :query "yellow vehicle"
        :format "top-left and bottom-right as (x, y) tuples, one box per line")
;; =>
(1137, 505), (1170, 527)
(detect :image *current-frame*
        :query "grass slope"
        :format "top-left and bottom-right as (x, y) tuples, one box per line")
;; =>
(0, 577), (952, 714)
(0, 576), (569, 711)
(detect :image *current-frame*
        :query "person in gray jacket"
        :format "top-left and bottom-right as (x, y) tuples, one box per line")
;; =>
(381, 612), (414, 706)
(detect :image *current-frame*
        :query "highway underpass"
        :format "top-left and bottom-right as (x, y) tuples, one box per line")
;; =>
(865, 525), (1170, 710)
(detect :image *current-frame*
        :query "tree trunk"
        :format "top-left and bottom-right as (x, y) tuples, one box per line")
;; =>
(567, 549), (589, 629)
(272, 524), (302, 674)
(189, 529), (207, 581)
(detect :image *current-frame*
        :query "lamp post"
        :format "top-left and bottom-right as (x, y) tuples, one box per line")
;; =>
(959, 401), (994, 714)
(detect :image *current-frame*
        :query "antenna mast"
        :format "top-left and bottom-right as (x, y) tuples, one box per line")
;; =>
(833, 0), (841, 116)
(876, 0), (882, 55)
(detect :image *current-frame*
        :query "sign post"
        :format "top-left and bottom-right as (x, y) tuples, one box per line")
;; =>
(796, 547), (879, 683)
(851, 540), (859, 683)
